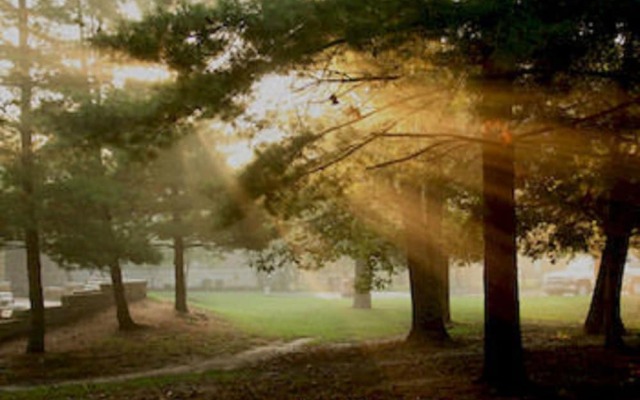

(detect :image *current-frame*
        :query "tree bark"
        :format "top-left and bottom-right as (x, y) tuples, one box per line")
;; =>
(441, 253), (451, 324)
(585, 180), (633, 347)
(108, 260), (138, 331)
(584, 253), (626, 336)
(405, 183), (449, 343)
(18, 0), (45, 354)
(352, 258), (372, 309)
(426, 182), (451, 325)
(25, 230), (45, 353)
(174, 234), (189, 314)
(481, 138), (525, 387)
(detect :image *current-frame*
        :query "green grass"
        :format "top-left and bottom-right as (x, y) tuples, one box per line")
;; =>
(181, 292), (410, 341)
(150, 291), (640, 342)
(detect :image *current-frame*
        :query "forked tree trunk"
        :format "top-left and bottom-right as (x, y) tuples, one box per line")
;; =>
(109, 260), (138, 331)
(18, 0), (45, 354)
(405, 183), (449, 343)
(585, 180), (633, 347)
(352, 258), (372, 309)
(174, 234), (189, 314)
(481, 137), (525, 387)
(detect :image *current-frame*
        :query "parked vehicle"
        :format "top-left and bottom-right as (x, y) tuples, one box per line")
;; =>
(0, 291), (14, 318)
(543, 254), (640, 296)
(543, 255), (595, 296)
(622, 257), (640, 295)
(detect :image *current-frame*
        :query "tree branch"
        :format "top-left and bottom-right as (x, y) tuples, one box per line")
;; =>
(313, 92), (441, 140)
(366, 138), (460, 170)
(314, 38), (347, 53)
(378, 132), (494, 146)
(303, 123), (397, 176)
(517, 96), (640, 142)
(313, 75), (401, 83)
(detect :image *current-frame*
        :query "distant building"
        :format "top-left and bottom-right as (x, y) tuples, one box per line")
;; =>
(125, 250), (262, 290)
(1, 244), (546, 298)
(1, 246), (271, 297)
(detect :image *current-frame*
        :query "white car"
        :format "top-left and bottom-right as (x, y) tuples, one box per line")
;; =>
(623, 257), (640, 295)
(0, 292), (14, 318)
(543, 255), (595, 296)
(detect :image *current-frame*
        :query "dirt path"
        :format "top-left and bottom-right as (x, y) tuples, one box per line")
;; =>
(3, 332), (636, 400)
(0, 337), (484, 393)
(0, 338), (314, 392)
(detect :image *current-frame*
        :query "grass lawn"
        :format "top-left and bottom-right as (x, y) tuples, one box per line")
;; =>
(150, 291), (640, 342)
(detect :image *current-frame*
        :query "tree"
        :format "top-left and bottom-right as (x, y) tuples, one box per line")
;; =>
(143, 132), (231, 314)
(16, 0), (45, 354)
(0, 0), (82, 354)
(0, 0), (162, 352)
(239, 137), (402, 309)
(16, 0), (176, 331)
(512, 0), (640, 343)
(519, 108), (640, 347)
(42, 148), (161, 330)
(595, 180), (638, 348)
(403, 180), (449, 342)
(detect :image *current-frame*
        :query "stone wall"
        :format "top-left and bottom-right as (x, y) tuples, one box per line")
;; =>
(0, 280), (147, 342)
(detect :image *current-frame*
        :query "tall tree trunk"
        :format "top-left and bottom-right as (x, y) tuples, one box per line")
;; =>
(585, 180), (633, 347)
(352, 258), (372, 309)
(25, 231), (45, 353)
(481, 137), (525, 387)
(108, 260), (138, 331)
(430, 181), (451, 324)
(18, 0), (45, 354)
(174, 234), (189, 314)
(584, 251), (626, 336)
(405, 183), (449, 343)
(441, 253), (451, 324)
(585, 262), (607, 333)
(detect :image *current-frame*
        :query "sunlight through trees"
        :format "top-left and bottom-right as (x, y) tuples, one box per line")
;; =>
(0, 0), (639, 396)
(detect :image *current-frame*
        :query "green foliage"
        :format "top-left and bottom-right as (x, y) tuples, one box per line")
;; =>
(239, 135), (402, 288)
(96, 2), (228, 72)
(81, 0), (640, 272)
(140, 131), (240, 250)
(41, 148), (161, 269)
(239, 132), (316, 211)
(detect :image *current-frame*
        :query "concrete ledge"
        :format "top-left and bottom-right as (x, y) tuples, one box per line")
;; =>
(0, 280), (147, 342)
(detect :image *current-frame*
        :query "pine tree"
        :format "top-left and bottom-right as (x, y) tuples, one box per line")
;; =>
(0, 0), (84, 354)
(143, 132), (231, 314)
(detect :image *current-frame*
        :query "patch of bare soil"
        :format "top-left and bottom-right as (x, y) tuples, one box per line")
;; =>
(0, 299), (267, 385)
